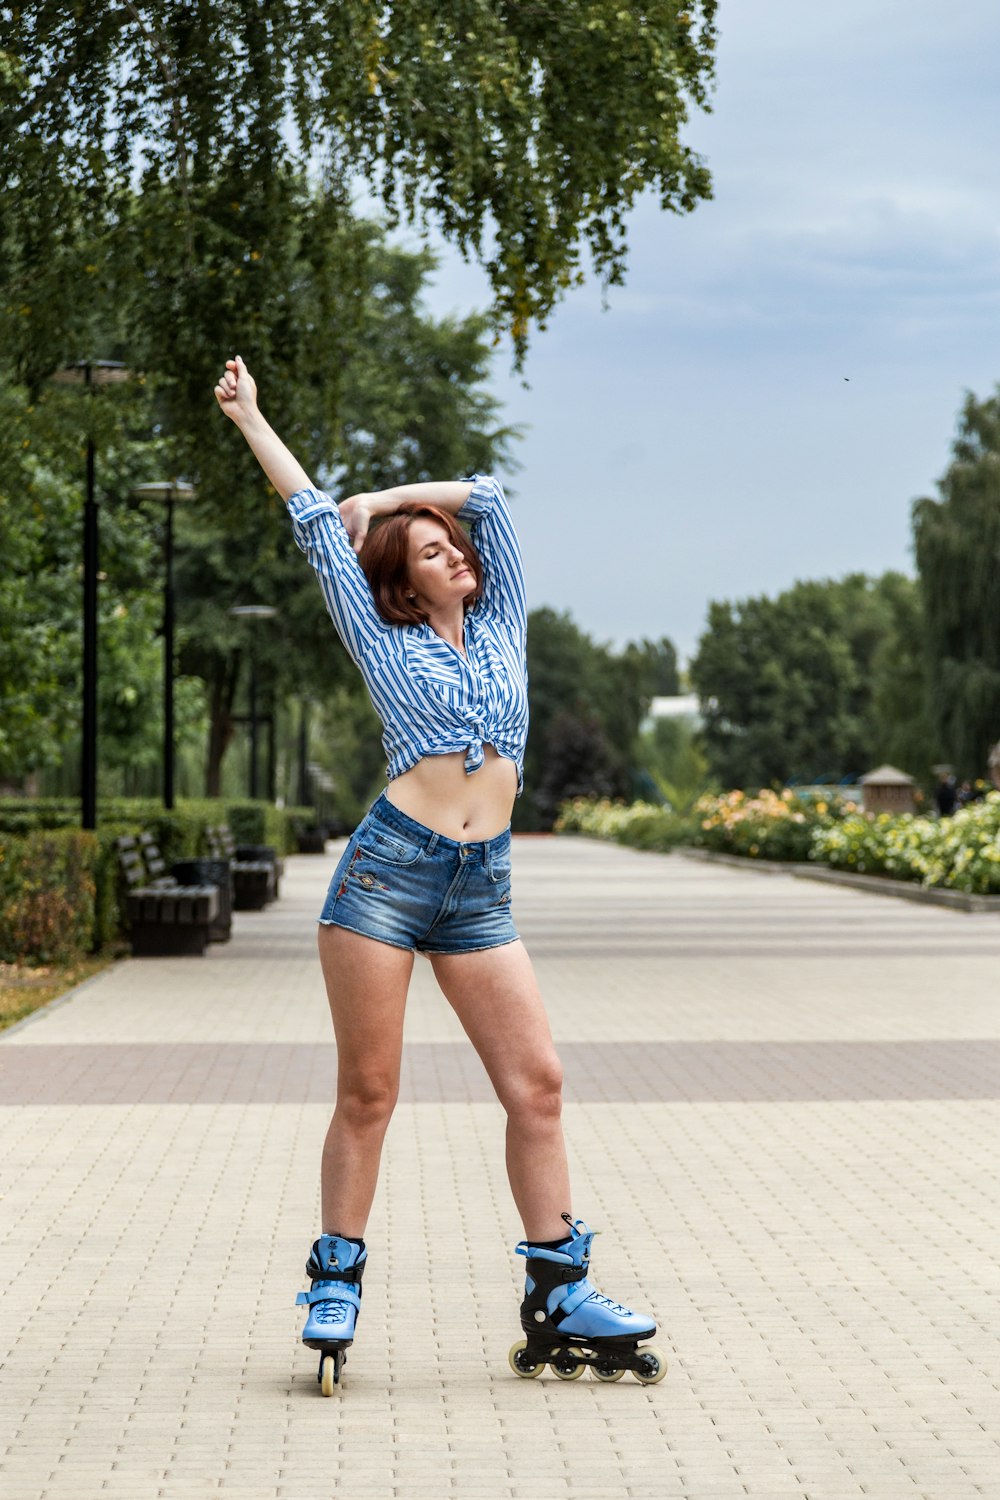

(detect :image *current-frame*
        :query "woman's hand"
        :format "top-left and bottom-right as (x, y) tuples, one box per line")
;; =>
(214, 354), (258, 426)
(338, 493), (377, 554)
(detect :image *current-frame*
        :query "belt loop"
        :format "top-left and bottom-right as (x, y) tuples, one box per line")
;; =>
(426, 832), (439, 855)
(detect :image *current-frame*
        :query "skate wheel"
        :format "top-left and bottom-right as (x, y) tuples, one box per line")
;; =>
(551, 1352), (585, 1380)
(632, 1345), (668, 1385)
(508, 1339), (543, 1379)
(319, 1351), (344, 1395)
(591, 1362), (626, 1382)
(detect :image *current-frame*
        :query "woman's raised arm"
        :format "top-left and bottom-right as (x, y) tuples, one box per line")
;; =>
(214, 356), (312, 500)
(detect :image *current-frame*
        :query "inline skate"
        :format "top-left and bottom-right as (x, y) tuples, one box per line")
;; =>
(508, 1216), (666, 1384)
(295, 1234), (366, 1395)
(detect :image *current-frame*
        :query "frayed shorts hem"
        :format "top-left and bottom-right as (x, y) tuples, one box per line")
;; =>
(421, 934), (521, 956)
(316, 916), (520, 957)
(316, 917), (415, 953)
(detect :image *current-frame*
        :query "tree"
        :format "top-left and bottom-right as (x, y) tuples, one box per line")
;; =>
(1, 2), (717, 369)
(689, 573), (933, 788)
(619, 636), (681, 699)
(635, 715), (711, 811)
(912, 389), (1000, 778)
(0, 182), (515, 795)
(521, 607), (675, 826)
(175, 229), (516, 794)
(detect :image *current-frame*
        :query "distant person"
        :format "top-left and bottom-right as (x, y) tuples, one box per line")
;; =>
(214, 356), (665, 1395)
(934, 766), (958, 818)
(989, 741), (1000, 792)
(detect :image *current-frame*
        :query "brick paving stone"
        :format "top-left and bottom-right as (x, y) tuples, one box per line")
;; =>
(2, 841), (1000, 1500)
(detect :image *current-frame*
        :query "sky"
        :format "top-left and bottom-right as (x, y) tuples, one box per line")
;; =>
(397, 1), (1000, 665)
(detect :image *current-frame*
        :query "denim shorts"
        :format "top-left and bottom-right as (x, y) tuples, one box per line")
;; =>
(318, 793), (519, 954)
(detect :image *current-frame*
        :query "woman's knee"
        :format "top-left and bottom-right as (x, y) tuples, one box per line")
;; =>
(335, 1073), (399, 1131)
(502, 1053), (564, 1121)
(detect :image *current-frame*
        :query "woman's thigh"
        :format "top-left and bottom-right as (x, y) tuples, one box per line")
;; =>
(428, 941), (562, 1108)
(318, 925), (414, 1092)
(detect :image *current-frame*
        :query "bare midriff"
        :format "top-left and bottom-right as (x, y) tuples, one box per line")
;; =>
(385, 744), (518, 841)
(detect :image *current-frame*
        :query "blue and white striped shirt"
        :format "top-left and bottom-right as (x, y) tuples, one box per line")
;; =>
(286, 474), (529, 790)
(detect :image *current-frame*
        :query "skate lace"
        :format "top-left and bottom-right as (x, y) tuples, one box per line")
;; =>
(586, 1288), (631, 1316)
(313, 1296), (350, 1324)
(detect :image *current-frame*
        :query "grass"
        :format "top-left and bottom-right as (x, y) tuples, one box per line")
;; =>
(0, 954), (118, 1033)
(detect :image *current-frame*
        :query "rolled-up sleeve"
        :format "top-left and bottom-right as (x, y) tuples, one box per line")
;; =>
(286, 487), (387, 663)
(459, 475), (526, 640)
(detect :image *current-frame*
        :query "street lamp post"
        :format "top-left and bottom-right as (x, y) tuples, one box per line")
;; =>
(298, 699), (311, 808)
(51, 359), (131, 830)
(229, 606), (277, 799)
(131, 482), (198, 810)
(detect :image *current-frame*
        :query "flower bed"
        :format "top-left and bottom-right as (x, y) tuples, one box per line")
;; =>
(556, 788), (1000, 897)
(693, 788), (854, 862)
(812, 792), (1000, 894)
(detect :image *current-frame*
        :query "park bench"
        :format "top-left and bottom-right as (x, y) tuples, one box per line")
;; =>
(137, 832), (234, 945)
(206, 826), (282, 910)
(117, 835), (220, 957)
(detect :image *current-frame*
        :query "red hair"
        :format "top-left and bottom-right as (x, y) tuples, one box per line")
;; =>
(359, 504), (483, 625)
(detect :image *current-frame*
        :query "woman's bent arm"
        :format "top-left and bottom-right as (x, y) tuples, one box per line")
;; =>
(339, 482), (475, 553)
(214, 356), (312, 500)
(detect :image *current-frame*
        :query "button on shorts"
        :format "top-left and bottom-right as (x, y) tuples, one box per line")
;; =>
(318, 792), (519, 955)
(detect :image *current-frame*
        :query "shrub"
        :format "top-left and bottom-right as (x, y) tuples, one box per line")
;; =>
(812, 792), (1000, 893)
(224, 801), (313, 854)
(691, 788), (855, 861)
(0, 829), (100, 964)
(555, 798), (692, 851)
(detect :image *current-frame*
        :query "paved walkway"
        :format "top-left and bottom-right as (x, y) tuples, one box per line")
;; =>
(1, 838), (998, 1500)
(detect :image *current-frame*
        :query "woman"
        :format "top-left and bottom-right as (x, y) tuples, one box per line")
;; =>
(214, 356), (665, 1392)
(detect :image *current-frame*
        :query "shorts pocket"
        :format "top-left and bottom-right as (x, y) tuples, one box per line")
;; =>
(358, 825), (425, 867)
(487, 832), (512, 885)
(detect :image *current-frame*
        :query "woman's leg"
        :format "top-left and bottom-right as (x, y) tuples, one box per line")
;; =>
(317, 925), (414, 1235)
(428, 940), (570, 1242)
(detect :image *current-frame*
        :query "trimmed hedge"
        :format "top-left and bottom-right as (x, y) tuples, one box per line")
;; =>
(0, 798), (312, 854)
(0, 829), (100, 964)
(0, 797), (315, 964)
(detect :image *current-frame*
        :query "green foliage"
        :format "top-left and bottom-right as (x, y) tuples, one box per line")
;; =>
(813, 793), (1000, 894)
(521, 608), (676, 829)
(306, 686), (387, 828)
(690, 573), (934, 789)
(635, 715), (712, 812)
(0, 829), (100, 964)
(558, 787), (1000, 897)
(1, 2), (717, 365)
(0, 796), (305, 854)
(618, 637), (681, 699)
(225, 801), (312, 854)
(0, 795), (312, 963)
(0, 213), (513, 797)
(555, 797), (692, 851)
(912, 388), (1000, 777)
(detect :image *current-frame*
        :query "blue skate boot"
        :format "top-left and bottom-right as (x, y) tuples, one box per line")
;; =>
(508, 1215), (667, 1384)
(295, 1234), (366, 1395)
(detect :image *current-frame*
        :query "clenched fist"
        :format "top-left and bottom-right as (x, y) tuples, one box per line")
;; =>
(214, 355), (258, 425)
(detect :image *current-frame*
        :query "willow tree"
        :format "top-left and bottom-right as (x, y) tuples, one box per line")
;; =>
(1, 1), (717, 378)
(912, 389), (1000, 778)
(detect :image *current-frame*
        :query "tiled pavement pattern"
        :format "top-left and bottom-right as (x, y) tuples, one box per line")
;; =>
(1, 839), (998, 1500)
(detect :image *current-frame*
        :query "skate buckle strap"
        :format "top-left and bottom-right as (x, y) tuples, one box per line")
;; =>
(531, 1260), (588, 1285)
(305, 1256), (366, 1284)
(296, 1283), (362, 1309)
